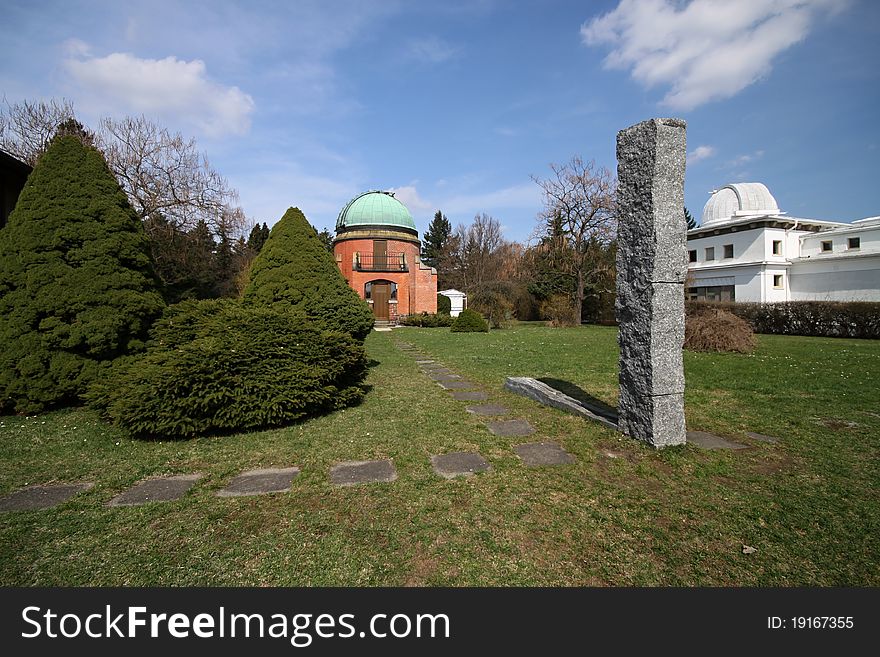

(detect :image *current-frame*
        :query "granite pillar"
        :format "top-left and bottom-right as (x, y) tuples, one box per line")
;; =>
(615, 118), (688, 448)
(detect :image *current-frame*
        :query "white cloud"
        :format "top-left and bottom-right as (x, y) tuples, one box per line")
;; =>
(687, 144), (715, 164)
(388, 185), (435, 215)
(581, 0), (848, 110)
(729, 149), (765, 166)
(64, 50), (254, 137)
(407, 36), (460, 63)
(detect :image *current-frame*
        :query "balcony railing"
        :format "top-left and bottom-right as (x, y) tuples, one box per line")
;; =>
(355, 252), (408, 272)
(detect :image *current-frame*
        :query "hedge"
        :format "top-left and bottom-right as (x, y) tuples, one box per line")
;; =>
(687, 301), (880, 339)
(399, 312), (454, 328)
(88, 299), (368, 438)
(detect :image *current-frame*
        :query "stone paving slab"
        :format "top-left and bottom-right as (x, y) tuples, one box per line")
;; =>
(415, 359), (435, 364)
(486, 419), (535, 436)
(451, 391), (489, 401)
(746, 432), (779, 444)
(429, 373), (461, 381)
(514, 442), (575, 466)
(466, 404), (510, 416)
(439, 380), (477, 390)
(0, 482), (94, 512)
(330, 460), (397, 486)
(687, 431), (748, 450)
(217, 467), (300, 497)
(431, 452), (492, 479)
(108, 474), (203, 507)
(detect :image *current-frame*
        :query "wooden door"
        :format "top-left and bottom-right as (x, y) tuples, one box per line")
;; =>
(372, 282), (390, 320)
(373, 240), (387, 269)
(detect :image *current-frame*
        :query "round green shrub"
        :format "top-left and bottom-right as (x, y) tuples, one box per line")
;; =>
(88, 299), (368, 438)
(243, 207), (373, 340)
(0, 135), (165, 413)
(437, 293), (452, 315)
(450, 308), (489, 333)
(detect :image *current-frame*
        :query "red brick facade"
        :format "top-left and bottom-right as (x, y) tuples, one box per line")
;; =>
(335, 236), (437, 322)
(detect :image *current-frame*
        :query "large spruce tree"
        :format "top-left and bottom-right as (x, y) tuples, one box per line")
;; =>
(0, 135), (165, 413)
(421, 210), (451, 269)
(243, 207), (373, 340)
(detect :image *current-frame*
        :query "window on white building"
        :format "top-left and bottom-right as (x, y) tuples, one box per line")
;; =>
(848, 237), (860, 250)
(821, 240), (833, 253)
(688, 250), (697, 263)
(773, 274), (784, 289)
(723, 244), (734, 259)
(705, 247), (715, 261)
(772, 240), (782, 256)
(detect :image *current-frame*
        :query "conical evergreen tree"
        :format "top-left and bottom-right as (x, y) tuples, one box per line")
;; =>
(243, 207), (373, 340)
(421, 210), (451, 269)
(0, 135), (165, 413)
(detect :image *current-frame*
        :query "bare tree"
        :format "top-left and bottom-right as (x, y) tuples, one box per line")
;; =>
(0, 97), (76, 165)
(98, 115), (244, 238)
(531, 156), (617, 325)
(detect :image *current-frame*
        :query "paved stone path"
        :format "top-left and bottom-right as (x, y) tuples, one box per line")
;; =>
(2, 339), (778, 512)
(108, 474), (203, 507)
(329, 460), (397, 486)
(514, 442), (576, 466)
(431, 452), (491, 479)
(686, 431), (748, 450)
(217, 467), (300, 497)
(0, 482), (93, 512)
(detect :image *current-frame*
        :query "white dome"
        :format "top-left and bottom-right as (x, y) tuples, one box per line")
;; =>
(701, 183), (780, 226)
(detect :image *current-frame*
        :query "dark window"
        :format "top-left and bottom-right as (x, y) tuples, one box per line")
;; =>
(723, 244), (734, 259)
(848, 237), (860, 250)
(772, 240), (782, 255)
(773, 274), (783, 288)
(688, 250), (697, 263)
(705, 247), (715, 261)
(821, 240), (833, 252)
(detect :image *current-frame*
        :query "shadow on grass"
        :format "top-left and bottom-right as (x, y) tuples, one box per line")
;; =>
(537, 377), (618, 421)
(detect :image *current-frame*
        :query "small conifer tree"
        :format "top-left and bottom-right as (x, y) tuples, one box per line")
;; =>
(0, 135), (165, 412)
(243, 207), (373, 340)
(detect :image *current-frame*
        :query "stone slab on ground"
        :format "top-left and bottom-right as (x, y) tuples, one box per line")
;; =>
(415, 359), (435, 364)
(486, 419), (535, 437)
(429, 373), (461, 381)
(746, 432), (779, 444)
(0, 482), (94, 512)
(431, 452), (491, 479)
(504, 377), (618, 431)
(330, 460), (397, 486)
(687, 431), (748, 450)
(439, 380), (477, 390)
(451, 391), (489, 402)
(514, 442), (575, 466)
(217, 467), (300, 497)
(107, 474), (203, 507)
(466, 404), (510, 416)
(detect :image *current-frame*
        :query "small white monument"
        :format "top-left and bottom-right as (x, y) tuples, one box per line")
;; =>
(438, 289), (467, 317)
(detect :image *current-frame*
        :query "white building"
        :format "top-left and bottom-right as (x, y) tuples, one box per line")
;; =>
(438, 289), (467, 317)
(687, 183), (880, 302)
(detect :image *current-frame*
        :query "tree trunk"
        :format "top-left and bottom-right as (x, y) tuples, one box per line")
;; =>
(575, 269), (585, 325)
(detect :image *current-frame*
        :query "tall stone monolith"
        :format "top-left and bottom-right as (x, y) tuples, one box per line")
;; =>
(615, 118), (687, 448)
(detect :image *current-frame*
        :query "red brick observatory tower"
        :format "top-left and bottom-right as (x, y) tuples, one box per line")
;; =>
(334, 191), (437, 324)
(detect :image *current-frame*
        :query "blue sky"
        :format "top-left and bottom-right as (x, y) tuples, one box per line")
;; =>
(2, 0), (878, 242)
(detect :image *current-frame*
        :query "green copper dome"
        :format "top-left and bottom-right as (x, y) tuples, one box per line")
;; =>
(336, 191), (417, 233)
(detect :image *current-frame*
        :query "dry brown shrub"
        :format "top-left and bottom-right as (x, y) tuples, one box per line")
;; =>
(685, 307), (756, 353)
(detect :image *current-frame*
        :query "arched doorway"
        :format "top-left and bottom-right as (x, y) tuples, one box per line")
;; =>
(365, 280), (397, 320)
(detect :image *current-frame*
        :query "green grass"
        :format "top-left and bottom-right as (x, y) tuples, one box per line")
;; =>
(1, 324), (878, 586)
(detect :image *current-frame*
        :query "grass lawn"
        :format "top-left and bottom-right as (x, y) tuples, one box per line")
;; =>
(1, 324), (877, 586)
